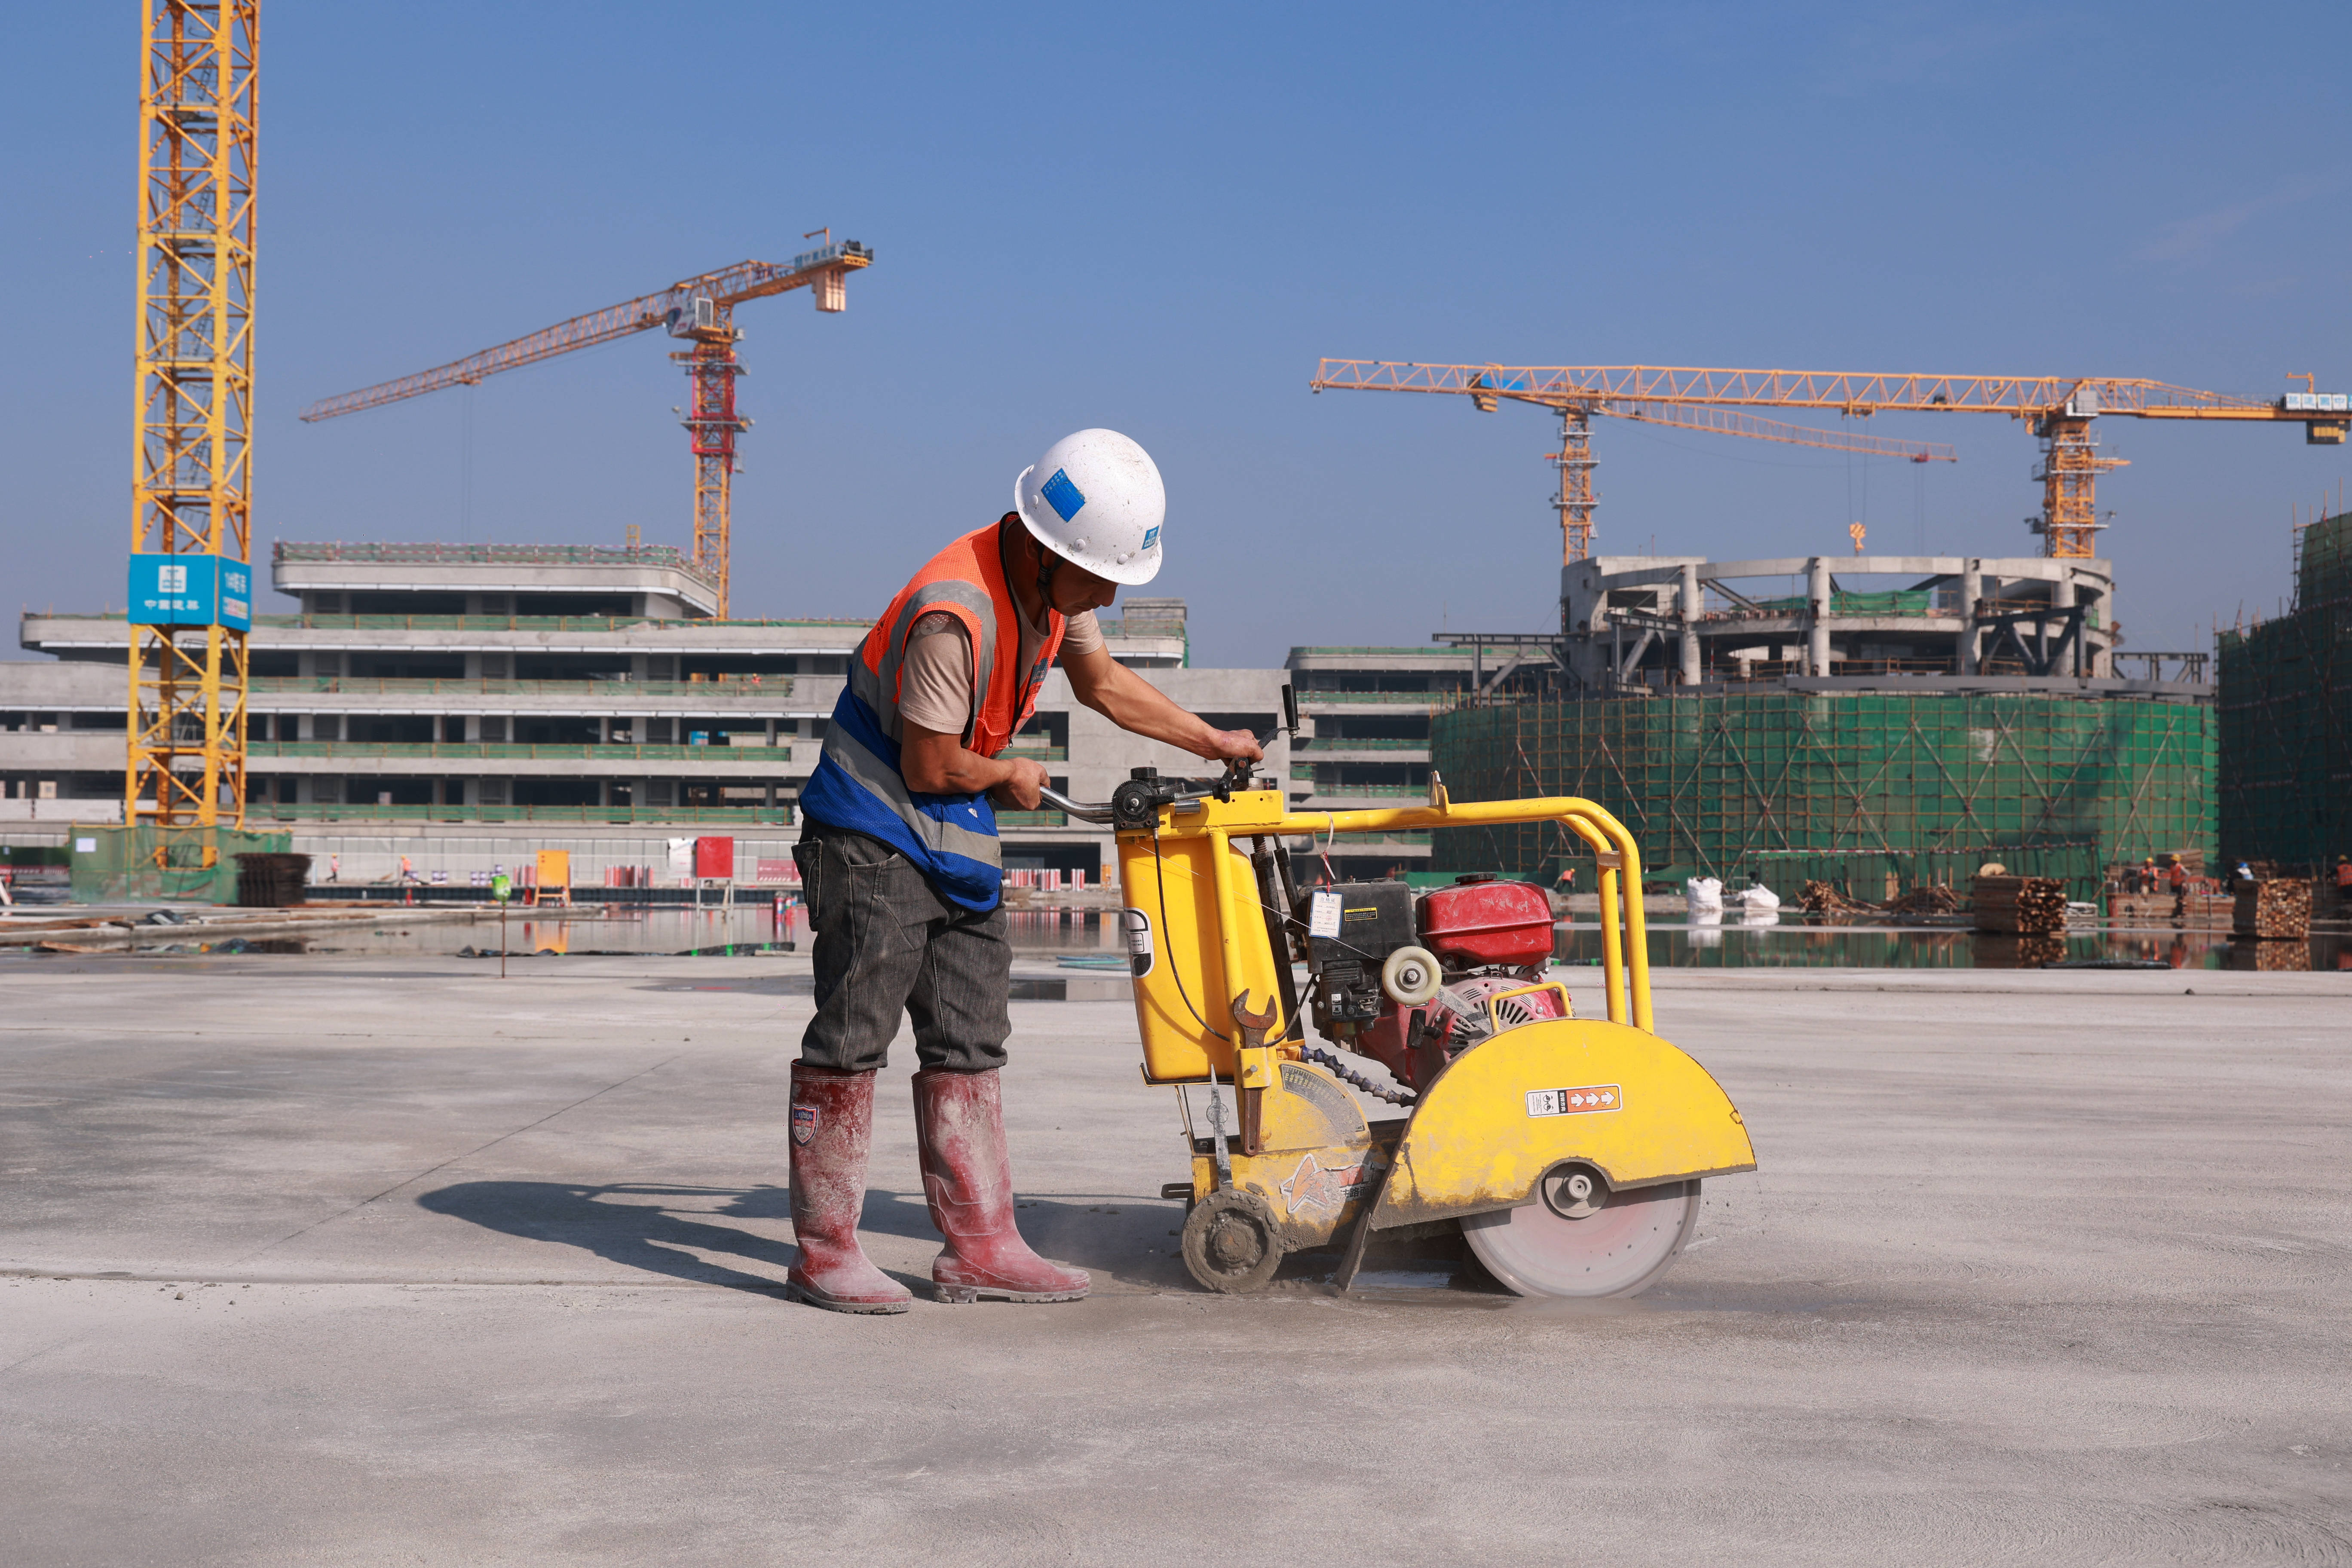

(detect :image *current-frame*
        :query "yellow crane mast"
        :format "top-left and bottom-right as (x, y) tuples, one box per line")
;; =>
(125, 0), (259, 846)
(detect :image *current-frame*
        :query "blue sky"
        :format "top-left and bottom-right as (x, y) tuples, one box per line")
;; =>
(5, 2), (2347, 665)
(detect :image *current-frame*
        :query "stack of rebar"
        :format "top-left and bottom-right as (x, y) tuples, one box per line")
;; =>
(1972, 875), (2067, 934)
(233, 853), (312, 908)
(2231, 879), (2312, 941)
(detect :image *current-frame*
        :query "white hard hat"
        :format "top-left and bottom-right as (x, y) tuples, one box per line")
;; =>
(1012, 428), (1165, 586)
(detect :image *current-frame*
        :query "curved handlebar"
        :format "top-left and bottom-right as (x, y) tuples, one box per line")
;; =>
(1037, 785), (1118, 824)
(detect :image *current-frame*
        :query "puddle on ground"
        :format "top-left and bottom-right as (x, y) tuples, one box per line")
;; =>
(14, 901), (2342, 974)
(262, 904), (1124, 959)
(1557, 920), (2349, 972)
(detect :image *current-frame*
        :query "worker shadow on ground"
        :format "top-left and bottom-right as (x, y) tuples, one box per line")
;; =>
(418, 1180), (823, 1298)
(416, 1181), (1191, 1295)
(411, 1185), (1185, 1298)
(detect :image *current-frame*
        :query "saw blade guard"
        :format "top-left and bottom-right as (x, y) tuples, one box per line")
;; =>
(1369, 1015), (1755, 1231)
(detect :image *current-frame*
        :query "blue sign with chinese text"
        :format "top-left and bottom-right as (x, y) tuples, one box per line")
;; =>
(127, 555), (251, 632)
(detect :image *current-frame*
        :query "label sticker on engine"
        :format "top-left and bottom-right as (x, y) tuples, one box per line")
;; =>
(1117, 907), (1154, 978)
(1526, 1084), (1623, 1117)
(1308, 889), (1342, 939)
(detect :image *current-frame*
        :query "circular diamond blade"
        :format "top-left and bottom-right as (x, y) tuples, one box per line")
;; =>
(1462, 1179), (1699, 1298)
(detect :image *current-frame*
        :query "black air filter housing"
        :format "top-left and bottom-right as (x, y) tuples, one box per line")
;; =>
(1299, 880), (1418, 1026)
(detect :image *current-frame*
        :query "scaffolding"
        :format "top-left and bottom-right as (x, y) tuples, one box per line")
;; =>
(2217, 511), (2351, 870)
(1430, 691), (2214, 902)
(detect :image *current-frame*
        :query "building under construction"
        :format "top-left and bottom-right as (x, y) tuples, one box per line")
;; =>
(1430, 552), (2215, 900)
(2218, 511), (2351, 871)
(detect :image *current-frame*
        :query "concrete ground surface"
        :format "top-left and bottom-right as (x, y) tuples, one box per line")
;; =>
(1, 952), (2347, 1566)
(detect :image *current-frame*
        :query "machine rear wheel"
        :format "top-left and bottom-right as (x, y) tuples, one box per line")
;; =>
(1461, 1172), (1699, 1298)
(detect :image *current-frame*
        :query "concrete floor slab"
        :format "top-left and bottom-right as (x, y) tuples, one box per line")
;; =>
(2, 955), (2347, 1565)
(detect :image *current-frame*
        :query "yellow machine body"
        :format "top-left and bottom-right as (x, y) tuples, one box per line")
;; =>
(1115, 785), (1755, 1260)
(1116, 791), (1292, 1085)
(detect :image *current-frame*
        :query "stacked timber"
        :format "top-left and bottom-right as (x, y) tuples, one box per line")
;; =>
(1886, 884), (1961, 916)
(2231, 879), (2312, 941)
(1798, 879), (1874, 915)
(1972, 875), (2067, 934)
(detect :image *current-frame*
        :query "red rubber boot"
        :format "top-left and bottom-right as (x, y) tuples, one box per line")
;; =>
(913, 1067), (1090, 1304)
(786, 1063), (911, 1314)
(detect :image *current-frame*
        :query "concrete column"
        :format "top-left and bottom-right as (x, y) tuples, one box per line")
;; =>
(2051, 572), (2078, 677)
(1807, 557), (1832, 675)
(1959, 559), (1983, 674)
(2088, 576), (2112, 676)
(1678, 563), (1703, 686)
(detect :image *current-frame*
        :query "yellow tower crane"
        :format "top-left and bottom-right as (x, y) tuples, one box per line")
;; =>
(300, 239), (873, 618)
(1313, 360), (2346, 561)
(125, 0), (260, 848)
(1313, 363), (1954, 563)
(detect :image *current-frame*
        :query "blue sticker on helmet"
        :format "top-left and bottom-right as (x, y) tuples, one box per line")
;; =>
(1040, 468), (1086, 523)
(1141, 525), (1160, 549)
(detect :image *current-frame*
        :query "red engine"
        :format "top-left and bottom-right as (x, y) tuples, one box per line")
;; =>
(1298, 874), (1566, 1095)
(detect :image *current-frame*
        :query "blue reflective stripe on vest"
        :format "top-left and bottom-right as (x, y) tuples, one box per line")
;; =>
(799, 687), (1004, 913)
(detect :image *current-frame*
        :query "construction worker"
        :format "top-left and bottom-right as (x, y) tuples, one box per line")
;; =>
(787, 429), (1263, 1314)
(2336, 857), (2352, 911)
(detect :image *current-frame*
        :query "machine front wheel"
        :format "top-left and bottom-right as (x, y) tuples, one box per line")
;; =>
(1180, 1189), (1286, 1294)
(1461, 1172), (1699, 1298)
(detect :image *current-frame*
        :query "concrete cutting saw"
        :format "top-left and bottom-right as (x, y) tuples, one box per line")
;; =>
(1044, 766), (1755, 1299)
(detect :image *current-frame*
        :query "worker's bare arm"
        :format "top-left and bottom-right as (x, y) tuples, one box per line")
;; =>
(1063, 643), (1264, 764)
(901, 723), (1050, 810)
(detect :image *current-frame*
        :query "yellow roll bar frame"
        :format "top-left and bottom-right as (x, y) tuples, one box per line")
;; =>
(1130, 789), (1653, 1038)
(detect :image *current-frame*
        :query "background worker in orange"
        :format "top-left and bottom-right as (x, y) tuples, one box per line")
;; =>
(786, 429), (1263, 1314)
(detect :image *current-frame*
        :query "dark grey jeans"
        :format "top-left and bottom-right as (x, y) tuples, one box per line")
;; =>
(794, 823), (1012, 1074)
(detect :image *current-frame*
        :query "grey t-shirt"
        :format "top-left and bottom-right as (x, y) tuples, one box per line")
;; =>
(894, 608), (1102, 742)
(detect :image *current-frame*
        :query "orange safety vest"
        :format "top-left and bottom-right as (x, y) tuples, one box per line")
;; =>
(799, 517), (1064, 910)
(848, 516), (1063, 755)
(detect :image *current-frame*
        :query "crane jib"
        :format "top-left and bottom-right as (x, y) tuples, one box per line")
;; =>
(297, 243), (873, 422)
(1309, 357), (2345, 565)
(294, 239), (874, 621)
(1308, 359), (2320, 420)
